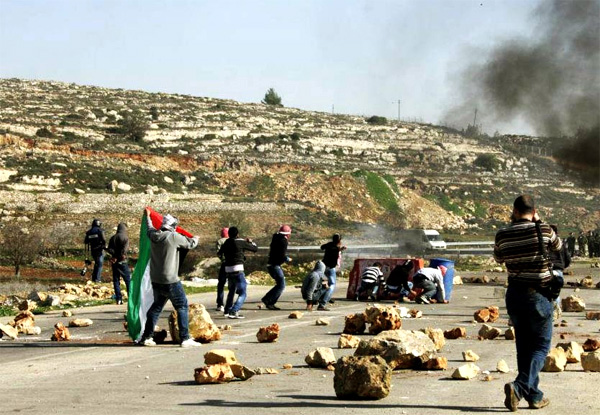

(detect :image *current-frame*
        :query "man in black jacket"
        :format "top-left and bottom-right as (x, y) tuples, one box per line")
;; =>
(319, 234), (346, 311)
(262, 225), (292, 310)
(84, 219), (106, 283)
(107, 222), (131, 305)
(217, 226), (258, 319)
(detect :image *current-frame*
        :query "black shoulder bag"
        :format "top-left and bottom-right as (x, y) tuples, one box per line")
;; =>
(535, 221), (563, 301)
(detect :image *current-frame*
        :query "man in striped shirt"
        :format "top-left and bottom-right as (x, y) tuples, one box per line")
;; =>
(494, 195), (561, 412)
(355, 262), (384, 301)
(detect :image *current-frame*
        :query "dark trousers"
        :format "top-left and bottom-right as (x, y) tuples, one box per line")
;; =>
(111, 261), (131, 302)
(413, 275), (437, 300)
(506, 285), (553, 404)
(142, 282), (189, 343)
(262, 265), (285, 305)
(356, 281), (379, 300)
(216, 263), (227, 307)
(91, 252), (104, 283)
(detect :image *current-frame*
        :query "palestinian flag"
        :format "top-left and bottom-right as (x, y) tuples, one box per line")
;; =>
(127, 207), (193, 341)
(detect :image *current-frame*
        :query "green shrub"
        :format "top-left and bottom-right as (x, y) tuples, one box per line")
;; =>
(262, 88), (283, 106)
(474, 153), (500, 171)
(36, 127), (54, 138)
(366, 115), (387, 125)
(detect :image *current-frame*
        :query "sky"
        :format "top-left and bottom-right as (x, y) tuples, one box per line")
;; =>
(0, 0), (541, 134)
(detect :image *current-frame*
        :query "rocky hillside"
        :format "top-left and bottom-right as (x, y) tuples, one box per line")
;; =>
(0, 78), (597, 244)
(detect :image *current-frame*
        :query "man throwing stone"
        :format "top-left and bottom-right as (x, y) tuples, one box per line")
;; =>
(494, 195), (561, 411)
(138, 208), (202, 347)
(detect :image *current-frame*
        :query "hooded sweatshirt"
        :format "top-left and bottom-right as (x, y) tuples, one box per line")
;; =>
(267, 232), (289, 266)
(107, 223), (129, 262)
(218, 237), (258, 273)
(84, 223), (106, 256)
(301, 261), (327, 301)
(146, 216), (199, 284)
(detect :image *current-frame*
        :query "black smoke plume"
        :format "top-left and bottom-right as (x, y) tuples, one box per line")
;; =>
(447, 0), (599, 186)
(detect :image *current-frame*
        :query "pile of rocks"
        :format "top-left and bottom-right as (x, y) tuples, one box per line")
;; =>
(194, 350), (255, 384)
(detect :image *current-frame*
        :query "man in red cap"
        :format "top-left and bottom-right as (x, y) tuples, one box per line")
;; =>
(262, 225), (292, 310)
(410, 265), (448, 304)
(215, 227), (229, 312)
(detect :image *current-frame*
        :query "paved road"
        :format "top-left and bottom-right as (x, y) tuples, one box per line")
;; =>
(1, 265), (599, 415)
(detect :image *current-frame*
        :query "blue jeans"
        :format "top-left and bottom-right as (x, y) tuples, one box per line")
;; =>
(142, 282), (189, 342)
(413, 275), (439, 301)
(216, 263), (227, 307)
(111, 261), (131, 302)
(91, 252), (104, 283)
(262, 265), (285, 305)
(225, 272), (247, 314)
(320, 267), (336, 306)
(505, 284), (553, 404)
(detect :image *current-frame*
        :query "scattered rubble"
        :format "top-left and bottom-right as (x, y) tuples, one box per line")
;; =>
(194, 350), (255, 384)
(452, 363), (480, 380)
(462, 350), (480, 362)
(365, 305), (402, 334)
(581, 351), (600, 372)
(305, 347), (336, 368)
(230, 364), (256, 380)
(51, 322), (71, 341)
(169, 303), (221, 343)
(256, 323), (280, 343)
(504, 327), (515, 340)
(542, 347), (567, 372)
(422, 357), (448, 370)
(62, 310), (73, 317)
(478, 324), (501, 340)
(473, 306), (500, 323)
(580, 276), (594, 288)
(586, 311), (600, 320)
(22, 326), (41, 335)
(420, 327), (445, 351)
(282, 364), (293, 369)
(444, 327), (466, 339)
(68, 318), (93, 327)
(288, 311), (303, 319)
(338, 333), (361, 349)
(254, 367), (279, 375)
(9, 311), (36, 333)
(0, 323), (19, 340)
(496, 359), (510, 373)
(355, 329), (436, 370)
(583, 338), (600, 351)
(194, 364), (235, 384)
(18, 299), (37, 311)
(315, 318), (330, 326)
(343, 313), (366, 335)
(204, 349), (238, 365)
(557, 341), (584, 363)
(334, 356), (391, 400)
(562, 295), (586, 312)
(409, 309), (423, 319)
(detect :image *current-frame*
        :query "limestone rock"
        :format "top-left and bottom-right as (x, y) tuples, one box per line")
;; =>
(315, 318), (330, 326)
(585, 311), (600, 320)
(557, 341), (584, 363)
(409, 309), (423, 319)
(562, 295), (586, 312)
(51, 322), (71, 341)
(11, 311), (35, 333)
(254, 367), (279, 375)
(338, 333), (361, 349)
(581, 276), (594, 288)
(343, 313), (366, 335)
(18, 299), (37, 311)
(444, 327), (466, 339)
(23, 326), (41, 336)
(583, 338), (600, 351)
(305, 347), (336, 368)
(169, 303), (221, 343)
(28, 290), (47, 303)
(496, 359), (510, 373)
(355, 329), (436, 369)
(204, 349), (238, 365)
(478, 324), (501, 340)
(542, 347), (567, 372)
(62, 310), (73, 317)
(256, 323), (280, 343)
(422, 357), (447, 370)
(365, 305), (402, 334)
(69, 318), (93, 327)
(282, 364), (293, 369)
(420, 327), (445, 351)
(474, 306), (500, 323)
(505, 327), (515, 340)
(453, 275), (463, 285)
(194, 364), (235, 384)
(44, 294), (61, 307)
(462, 350), (480, 362)
(107, 180), (118, 192)
(288, 311), (303, 319)
(334, 355), (392, 400)
(0, 323), (19, 340)
(451, 363), (480, 380)
(581, 351), (600, 372)
(117, 182), (131, 192)
(230, 364), (255, 380)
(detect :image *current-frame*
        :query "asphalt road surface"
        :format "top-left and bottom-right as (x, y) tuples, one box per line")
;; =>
(1, 265), (599, 415)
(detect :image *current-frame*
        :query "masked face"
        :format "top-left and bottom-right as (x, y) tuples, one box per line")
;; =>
(161, 214), (178, 231)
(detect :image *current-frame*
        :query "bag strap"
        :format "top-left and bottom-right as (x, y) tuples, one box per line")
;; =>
(534, 221), (553, 275)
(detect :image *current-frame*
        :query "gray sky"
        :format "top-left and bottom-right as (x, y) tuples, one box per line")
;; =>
(0, 0), (540, 133)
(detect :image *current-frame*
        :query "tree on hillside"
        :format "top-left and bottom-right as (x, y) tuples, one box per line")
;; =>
(118, 111), (149, 142)
(366, 115), (388, 125)
(262, 88), (283, 106)
(149, 106), (159, 121)
(0, 224), (44, 277)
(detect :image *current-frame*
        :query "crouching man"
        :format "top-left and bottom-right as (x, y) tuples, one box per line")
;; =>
(301, 261), (328, 311)
(410, 265), (448, 304)
(138, 209), (202, 347)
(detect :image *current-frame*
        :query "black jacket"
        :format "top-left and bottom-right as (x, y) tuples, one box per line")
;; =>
(218, 237), (258, 267)
(387, 262), (414, 291)
(321, 241), (342, 268)
(107, 223), (129, 262)
(549, 244), (571, 271)
(85, 225), (106, 255)
(268, 233), (289, 266)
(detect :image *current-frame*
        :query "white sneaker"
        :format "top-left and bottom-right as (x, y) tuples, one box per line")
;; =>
(228, 311), (245, 319)
(141, 338), (156, 346)
(181, 338), (202, 348)
(216, 305), (225, 312)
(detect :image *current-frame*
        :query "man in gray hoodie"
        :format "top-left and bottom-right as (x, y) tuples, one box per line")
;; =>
(107, 222), (130, 305)
(138, 209), (201, 347)
(301, 261), (327, 311)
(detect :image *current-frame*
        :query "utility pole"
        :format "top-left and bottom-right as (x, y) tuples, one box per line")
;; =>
(473, 108), (478, 127)
(396, 99), (401, 121)
(332, 104), (335, 115)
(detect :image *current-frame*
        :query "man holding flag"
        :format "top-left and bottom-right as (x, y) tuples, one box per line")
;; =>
(132, 208), (201, 347)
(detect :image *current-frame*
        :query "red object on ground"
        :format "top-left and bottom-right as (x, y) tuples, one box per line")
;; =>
(145, 206), (193, 238)
(346, 257), (424, 300)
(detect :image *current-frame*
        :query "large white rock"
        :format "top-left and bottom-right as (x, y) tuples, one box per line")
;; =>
(305, 347), (336, 368)
(581, 351), (600, 372)
(355, 329), (436, 369)
(452, 363), (480, 380)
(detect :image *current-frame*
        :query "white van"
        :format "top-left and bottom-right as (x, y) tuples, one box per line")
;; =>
(398, 229), (447, 253)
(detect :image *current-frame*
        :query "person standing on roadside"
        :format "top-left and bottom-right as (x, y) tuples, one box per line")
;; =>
(262, 225), (292, 310)
(577, 231), (587, 257)
(138, 209), (202, 348)
(494, 195), (561, 411)
(215, 227), (229, 312)
(84, 218), (106, 283)
(319, 234), (346, 311)
(566, 232), (576, 258)
(218, 226), (258, 319)
(107, 222), (131, 305)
